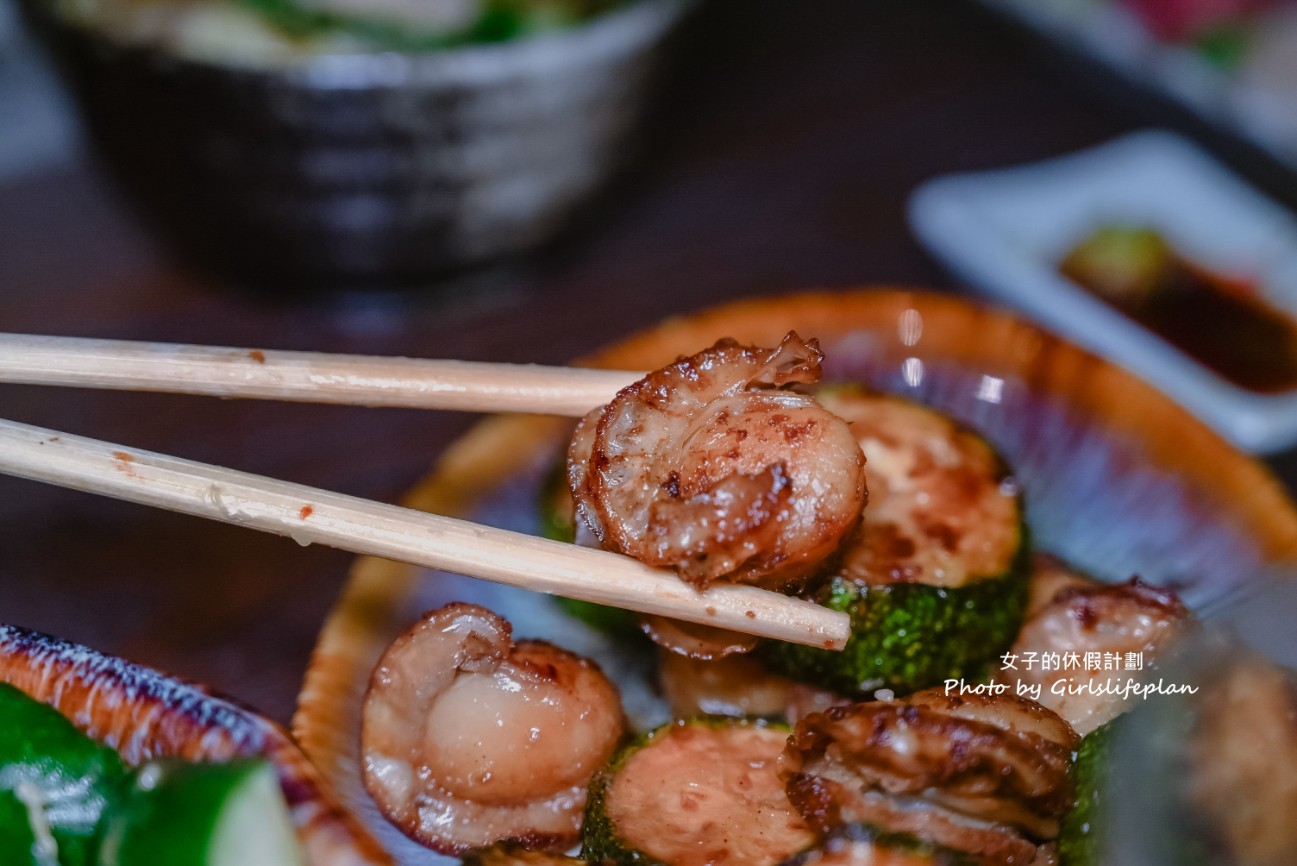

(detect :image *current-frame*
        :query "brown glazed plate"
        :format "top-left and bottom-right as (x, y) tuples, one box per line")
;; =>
(0, 623), (391, 865)
(293, 288), (1297, 864)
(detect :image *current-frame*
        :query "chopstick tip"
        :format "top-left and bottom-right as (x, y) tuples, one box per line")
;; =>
(821, 610), (851, 651)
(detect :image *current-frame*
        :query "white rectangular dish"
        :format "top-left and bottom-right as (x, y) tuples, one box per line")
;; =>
(908, 129), (1297, 453)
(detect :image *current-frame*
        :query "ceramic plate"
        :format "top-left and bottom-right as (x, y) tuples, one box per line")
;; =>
(294, 288), (1297, 864)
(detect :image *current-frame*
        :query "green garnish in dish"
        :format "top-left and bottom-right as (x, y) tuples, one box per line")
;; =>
(1060, 224), (1297, 394)
(1058, 225), (1176, 305)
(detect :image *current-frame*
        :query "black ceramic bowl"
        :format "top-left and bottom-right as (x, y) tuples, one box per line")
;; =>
(24, 0), (689, 290)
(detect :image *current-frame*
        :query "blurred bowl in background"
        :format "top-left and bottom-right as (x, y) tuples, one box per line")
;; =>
(21, 0), (690, 291)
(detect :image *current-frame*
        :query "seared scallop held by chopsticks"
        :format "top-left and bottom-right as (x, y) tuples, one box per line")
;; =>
(567, 331), (867, 593)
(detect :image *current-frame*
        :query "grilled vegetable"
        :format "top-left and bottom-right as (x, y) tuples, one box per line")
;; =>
(767, 390), (1030, 695)
(767, 570), (1028, 697)
(539, 458), (643, 637)
(96, 760), (302, 866)
(1058, 720), (1114, 866)
(583, 717), (813, 866)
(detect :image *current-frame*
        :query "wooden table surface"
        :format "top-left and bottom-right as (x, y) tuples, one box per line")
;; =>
(3, 0), (1295, 724)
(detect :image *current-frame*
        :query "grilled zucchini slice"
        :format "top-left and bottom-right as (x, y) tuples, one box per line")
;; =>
(767, 390), (1030, 695)
(1058, 721), (1114, 866)
(539, 458), (643, 636)
(583, 717), (812, 866)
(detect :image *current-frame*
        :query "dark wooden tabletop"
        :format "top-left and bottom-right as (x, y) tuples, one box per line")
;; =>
(3, 0), (1295, 724)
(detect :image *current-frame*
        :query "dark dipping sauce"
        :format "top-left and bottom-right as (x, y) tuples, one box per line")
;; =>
(1059, 226), (1297, 394)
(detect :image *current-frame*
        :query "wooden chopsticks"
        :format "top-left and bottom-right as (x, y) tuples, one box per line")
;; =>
(0, 332), (852, 649)
(0, 418), (850, 650)
(0, 333), (642, 417)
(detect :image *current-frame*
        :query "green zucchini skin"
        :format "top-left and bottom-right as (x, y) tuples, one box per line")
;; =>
(538, 458), (646, 638)
(538, 459), (579, 547)
(582, 717), (804, 866)
(766, 388), (1031, 697)
(764, 539), (1029, 696)
(0, 683), (128, 866)
(582, 721), (691, 866)
(1058, 721), (1114, 866)
(553, 597), (644, 639)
